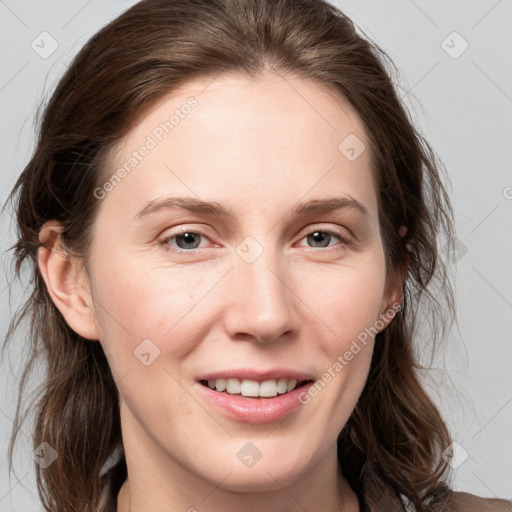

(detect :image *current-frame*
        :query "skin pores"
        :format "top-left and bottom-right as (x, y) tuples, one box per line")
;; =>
(82, 72), (401, 511)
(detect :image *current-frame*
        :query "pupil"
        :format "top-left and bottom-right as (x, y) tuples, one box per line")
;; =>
(180, 232), (198, 249)
(310, 231), (329, 247)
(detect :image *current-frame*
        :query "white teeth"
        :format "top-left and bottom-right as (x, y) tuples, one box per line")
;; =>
(226, 378), (241, 394)
(240, 379), (260, 397)
(206, 378), (302, 397)
(287, 379), (297, 392)
(259, 379), (278, 397)
(276, 378), (288, 394)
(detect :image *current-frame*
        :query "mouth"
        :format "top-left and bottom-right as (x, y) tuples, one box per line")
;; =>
(197, 377), (316, 423)
(198, 378), (314, 398)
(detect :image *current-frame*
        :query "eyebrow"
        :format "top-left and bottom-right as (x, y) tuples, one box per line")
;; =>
(133, 195), (369, 221)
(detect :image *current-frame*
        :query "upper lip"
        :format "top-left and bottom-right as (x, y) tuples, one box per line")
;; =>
(196, 368), (315, 383)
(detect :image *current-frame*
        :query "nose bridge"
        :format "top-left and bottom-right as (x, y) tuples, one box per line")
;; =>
(223, 233), (295, 343)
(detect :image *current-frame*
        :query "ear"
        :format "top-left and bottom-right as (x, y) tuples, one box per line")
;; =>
(37, 220), (100, 341)
(377, 225), (410, 331)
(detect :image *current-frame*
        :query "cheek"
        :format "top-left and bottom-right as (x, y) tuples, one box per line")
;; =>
(295, 255), (386, 403)
(88, 253), (216, 392)
(298, 267), (385, 437)
(89, 258), (201, 434)
(299, 257), (387, 345)
(91, 256), (201, 336)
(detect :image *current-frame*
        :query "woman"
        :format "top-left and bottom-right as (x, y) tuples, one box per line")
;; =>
(2, 0), (511, 511)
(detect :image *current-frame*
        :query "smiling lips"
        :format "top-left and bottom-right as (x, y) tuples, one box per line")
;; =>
(197, 382), (315, 423)
(196, 368), (315, 422)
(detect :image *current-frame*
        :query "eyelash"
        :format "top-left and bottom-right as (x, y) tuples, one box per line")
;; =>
(158, 226), (352, 254)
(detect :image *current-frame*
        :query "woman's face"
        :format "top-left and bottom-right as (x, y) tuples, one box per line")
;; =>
(85, 72), (401, 502)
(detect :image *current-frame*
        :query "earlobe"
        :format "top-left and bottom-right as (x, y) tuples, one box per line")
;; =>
(37, 221), (100, 341)
(377, 286), (403, 334)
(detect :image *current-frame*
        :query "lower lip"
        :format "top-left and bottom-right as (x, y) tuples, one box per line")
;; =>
(197, 381), (314, 424)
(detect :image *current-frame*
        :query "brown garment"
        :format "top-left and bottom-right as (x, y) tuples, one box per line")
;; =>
(358, 459), (512, 512)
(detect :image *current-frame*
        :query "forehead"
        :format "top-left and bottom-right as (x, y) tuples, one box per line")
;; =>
(98, 72), (378, 223)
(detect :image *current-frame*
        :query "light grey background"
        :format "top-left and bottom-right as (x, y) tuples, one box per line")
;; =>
(1, 0), (511, 509)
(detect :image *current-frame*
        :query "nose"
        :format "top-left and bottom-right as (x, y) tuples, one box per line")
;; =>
(221, 241), (296, 344)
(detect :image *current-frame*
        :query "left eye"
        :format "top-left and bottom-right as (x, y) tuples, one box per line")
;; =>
(296, 229), (350, 249)
(159, 228), (350, 253)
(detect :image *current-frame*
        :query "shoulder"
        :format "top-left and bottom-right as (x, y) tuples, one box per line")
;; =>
(443, 490), (512, 511)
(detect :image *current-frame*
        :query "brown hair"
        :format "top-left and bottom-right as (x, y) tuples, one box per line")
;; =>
(2, 0), (457, 510)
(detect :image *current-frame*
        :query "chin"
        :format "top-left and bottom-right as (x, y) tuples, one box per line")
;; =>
(209, 467), (300, 493)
